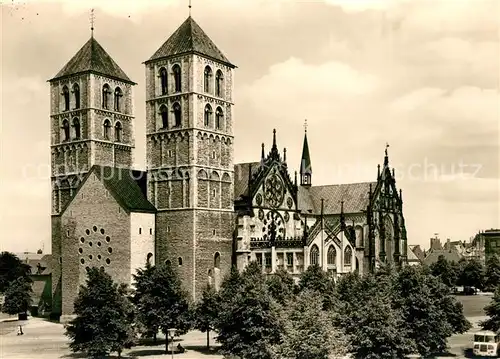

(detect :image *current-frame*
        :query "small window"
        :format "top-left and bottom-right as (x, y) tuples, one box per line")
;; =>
(147, 252), (153, 263)
(59, 257), (62, 264)
(114, 122), (122, 142)
(212, 229), (216, 236)
(80, 258), (85, 264)
(172, 64), (181, 92)
(286, 253), (293, 266)
(100, 266), (104, 270)
(256, 253), (263, 266)
(86, 229), (90, 235)
(204, 104), (212, 127)
(73, 83), (80, 109)
(66, 230), (70, 237)
(73, 118), (81, 139)
(62, 120), (70, 141)
(93, 226), (97, 232)
(215, 107), (223, 130)
(102, 84), (111, 110)
(105, 236), (111, 242)
(212, 189), (216, 197)
(78, 248), (83, 254)
(100, 228), (105, 234)
(165, 259), (171, 266)
(139, 228), (142, 234)
(106, 258), (111, 265)
(80, 237), (85, 243)
(149, 228), (153, 235)
(62, 86), (70, 111)
(178, 257), (183, 266)
(89, 241), (93, 247)
(265, 253), (272, 268)
(204, 66), (212, 93)
(114, 87), (123, 112)
(214, 252), (220, 269)
(98, 255), (102, 260)
(168, 150), (173, 157)
(159, 67), (168, 95)
(97, 241), (101, 247)
(88, 254), (93, 260)
(173, 103), (181, 127)
(108, 247), (112, 254)
(167, 226), (171, 233)
(103, 119), (111, 140)
(215, 70), (223, 97)
(160, 105), (168, 129)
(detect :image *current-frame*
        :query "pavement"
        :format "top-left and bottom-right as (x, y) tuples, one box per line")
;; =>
(0, 315), (491, 359)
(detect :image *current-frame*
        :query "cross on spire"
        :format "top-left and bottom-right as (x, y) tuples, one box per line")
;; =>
(385, 142), (390, 156)
(304, 119), (308, 133)
(90, 9), (95, 37)
(189, 0), (192, 16)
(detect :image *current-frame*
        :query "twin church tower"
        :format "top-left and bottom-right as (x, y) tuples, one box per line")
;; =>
(50, 16), (236, 319)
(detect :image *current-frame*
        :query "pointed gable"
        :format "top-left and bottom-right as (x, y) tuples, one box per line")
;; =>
(147, 16), (235, 68)
(50, 37), (134, 84)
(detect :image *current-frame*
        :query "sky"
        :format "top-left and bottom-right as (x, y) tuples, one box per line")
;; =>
(1, 0), (499, 253)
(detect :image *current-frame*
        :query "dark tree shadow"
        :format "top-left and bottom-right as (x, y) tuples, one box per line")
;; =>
(183, 345), (222, 356)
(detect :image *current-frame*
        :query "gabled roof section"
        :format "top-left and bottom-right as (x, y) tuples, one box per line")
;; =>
(94, 166), (156, 213)
(50, 37), (134, 84)
(234, 162), (261, 200)
(147, 16), (235, 68)
(298, 182), (376, 215)
(61, 165), (156, 215)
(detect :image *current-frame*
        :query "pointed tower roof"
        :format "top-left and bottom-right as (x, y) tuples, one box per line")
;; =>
(300, 130), (312, 175)
(146, 16), (235, 68)
(49, 37), (135, 84)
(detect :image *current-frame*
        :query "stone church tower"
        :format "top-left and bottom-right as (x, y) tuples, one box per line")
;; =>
(144, 16), (236, 300)
(49, 34), (137, 317)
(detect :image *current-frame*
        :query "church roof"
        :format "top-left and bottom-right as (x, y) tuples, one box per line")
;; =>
(50, 37), (134, 84)
(147, 16), (234, 67)
(300, 132), (312, 174)
(234, 162), (261, 200)
(298, 182), (376, 215)
(93, 166), (156, 213)
(423, 248), (462, 266)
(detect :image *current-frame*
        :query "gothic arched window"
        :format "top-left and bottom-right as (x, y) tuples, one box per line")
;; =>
(114, 121), (122, 142)
(72, 118), (80, 139)
(173, 102), (181, 127)
(344, 246), (352, 266)
(62, 86), (70, 111)
(215, 107), (223, 130)
(215, 70), (223, 97)
(172, 64), (181, 92)
(327, 245), (336, 265)
(72, 84), (80, 109)
(204, 104), (212, 127)
(62, 119), (70, 141)
(160, 105), (168, 129)
(103, 119), (111, 140)
(204, 66), (212, 93)
(102, 84), (111, 110)
(159, 67), (168, 95)
(310, 244), (319, 266)
(214, 252), (220, 269)
(114, 87), (123, 112)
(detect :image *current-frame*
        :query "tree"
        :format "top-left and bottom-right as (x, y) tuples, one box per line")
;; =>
(393, 266), (467, 357)
(132, 262), (190, 353)
(484, 255), (500, 292)
(430, 255), (458, 287)
(193, 284), (220, 350)
(272, 289), (348, 359)
(1, 276), (32, 318)
(215, 261), (282, 359)
(0, 252), (31, 293)
(65, 268), (135, 358)
(132, 261), (159, 342)
(481, 286), (500, 332)
(297, 264), (336, 309)
(267, 268), (295, 305)
(334, 273), (415, 359)
(457, 258), (484, 292)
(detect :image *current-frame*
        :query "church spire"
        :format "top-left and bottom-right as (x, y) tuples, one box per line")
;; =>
(90, 9), (95, 38)
(300, 120), (312, 186)
(384, 142), (390, 167)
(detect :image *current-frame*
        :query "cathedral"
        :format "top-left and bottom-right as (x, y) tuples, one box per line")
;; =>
(49, 15), (408, 320)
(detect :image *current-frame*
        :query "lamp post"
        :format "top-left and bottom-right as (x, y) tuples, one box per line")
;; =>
(167, 328), (177, 359)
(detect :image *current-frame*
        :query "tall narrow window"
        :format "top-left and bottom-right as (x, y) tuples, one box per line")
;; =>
(159, 67), (168, 95)
(173, 103), (181, 127)
(103, 119), (111, 140)
(204, 104), (212, 127)
(310, 244), (319, 266)
(204, 66), (212, 93)
(114, 121), (122, 142)
(102, 84), (111, 110)
(215, 70), (223, 97)
(62, 86), (70, 111)
(114, 87), (123, 112)
(215, 107), (223, 130)
(214, 252), (220, 269)
(160, 105), (168, 129)
(62, 119), (70, 141)
(327, 246), (336, 265)
(344, 246), (352, 266)
(72, 118), (81, 139)
(72, 84), (80, 109)
(172, 64), (181, 92)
